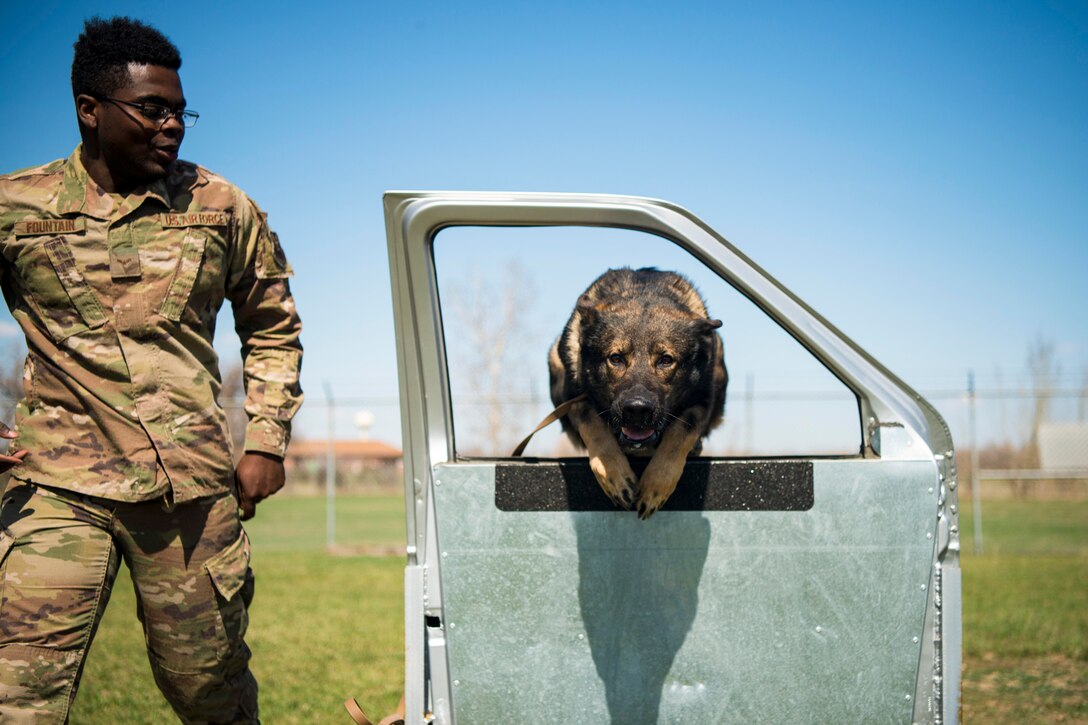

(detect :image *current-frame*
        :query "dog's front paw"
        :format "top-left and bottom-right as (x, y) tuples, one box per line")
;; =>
(635, 464), (683, 519)
(589, 454), (637, 510)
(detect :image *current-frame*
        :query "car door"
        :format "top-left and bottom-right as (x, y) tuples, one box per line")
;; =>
(384, 191), (961, 725)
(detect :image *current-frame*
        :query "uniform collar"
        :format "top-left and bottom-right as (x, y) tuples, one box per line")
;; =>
(57, 145), (198, 219)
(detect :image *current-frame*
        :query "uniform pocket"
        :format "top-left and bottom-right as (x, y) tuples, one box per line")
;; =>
(13, 239), (107, 342)
(256, 229), (293, 280)
(204, 528), (251, 601)
(159, 233), (207, 322)
(253, 348), (303, 419)
(203, 529), (254, 660)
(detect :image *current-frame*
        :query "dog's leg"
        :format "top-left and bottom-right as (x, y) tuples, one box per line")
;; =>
(635, 418), (704, 519)
(569, 402), (637, 509)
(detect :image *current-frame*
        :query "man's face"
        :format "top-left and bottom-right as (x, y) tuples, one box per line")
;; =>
(92, 63), (186, 190)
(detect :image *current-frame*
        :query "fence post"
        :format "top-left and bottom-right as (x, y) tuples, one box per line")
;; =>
(969, 371), (983, 554)
(324, 381), (336, 550)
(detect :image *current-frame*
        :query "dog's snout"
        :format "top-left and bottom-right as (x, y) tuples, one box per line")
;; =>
(621, 396), (655, 426)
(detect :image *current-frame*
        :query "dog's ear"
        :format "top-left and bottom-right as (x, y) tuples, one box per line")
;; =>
(576, 294), (600, 326)
(692, 317), (723, 336)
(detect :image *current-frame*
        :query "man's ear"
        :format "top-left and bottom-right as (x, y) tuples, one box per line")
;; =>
(75, 94), (100, 130)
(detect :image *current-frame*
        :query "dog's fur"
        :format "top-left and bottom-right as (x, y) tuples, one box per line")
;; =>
(549, 267), (727, 518)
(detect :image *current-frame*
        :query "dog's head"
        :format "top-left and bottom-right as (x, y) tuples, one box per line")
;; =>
(576, 294), (722, 453)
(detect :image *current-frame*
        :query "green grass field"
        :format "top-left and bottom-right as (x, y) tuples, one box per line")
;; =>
(71, 494), (408, 724)
(959, 500), (1088, 723)
(67, 493), (1086, 723)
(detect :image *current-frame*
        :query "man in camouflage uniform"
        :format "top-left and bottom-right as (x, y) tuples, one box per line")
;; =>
(0, 17), (303, 723)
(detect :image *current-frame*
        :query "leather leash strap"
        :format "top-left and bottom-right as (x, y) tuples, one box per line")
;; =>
(343, 698), (373, 725)
(510, 393), (587, 457)
(344, 696), (405, 725)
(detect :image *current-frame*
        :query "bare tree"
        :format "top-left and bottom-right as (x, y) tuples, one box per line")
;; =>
(1025, 336), (1061, 466)
(1027, 337), (1060, 429)
(1080, 364), (1088, 422)
(0, 341), (25, 423)
(445, 260), (537, 455)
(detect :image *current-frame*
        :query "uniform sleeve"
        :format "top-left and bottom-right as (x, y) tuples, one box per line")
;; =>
(226, 194), (303, 458)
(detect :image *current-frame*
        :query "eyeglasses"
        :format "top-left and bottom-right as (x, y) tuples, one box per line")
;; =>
(97, 96), (200, 128)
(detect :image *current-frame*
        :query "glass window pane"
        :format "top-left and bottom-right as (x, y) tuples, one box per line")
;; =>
(433, 225), (860, 458)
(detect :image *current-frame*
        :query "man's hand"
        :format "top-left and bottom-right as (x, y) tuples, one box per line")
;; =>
(0, 421), (28, 474)
(235, 451), (286, 520)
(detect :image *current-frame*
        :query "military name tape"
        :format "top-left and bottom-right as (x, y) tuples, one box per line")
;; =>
(14, 218), (86, 236)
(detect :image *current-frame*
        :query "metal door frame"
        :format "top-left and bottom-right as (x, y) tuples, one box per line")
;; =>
(383, 191), (961, 724)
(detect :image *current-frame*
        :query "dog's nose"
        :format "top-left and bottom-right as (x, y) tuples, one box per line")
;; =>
(622, 397), (655, 426)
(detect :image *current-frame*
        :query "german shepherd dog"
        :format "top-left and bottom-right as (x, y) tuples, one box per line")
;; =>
(549, 267), (727, 518)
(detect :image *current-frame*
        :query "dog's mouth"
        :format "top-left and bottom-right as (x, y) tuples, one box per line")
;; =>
(619, 426), (660, 449)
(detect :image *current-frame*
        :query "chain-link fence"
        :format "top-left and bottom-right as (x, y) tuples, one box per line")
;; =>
(3, 372), (1084, 554)
(6, 375), (1084, 494)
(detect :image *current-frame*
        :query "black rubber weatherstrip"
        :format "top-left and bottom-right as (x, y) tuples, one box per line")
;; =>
(494, 459), (814, 512)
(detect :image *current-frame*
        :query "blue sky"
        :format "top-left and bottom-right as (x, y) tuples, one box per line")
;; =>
(1, 1), (1085, 449)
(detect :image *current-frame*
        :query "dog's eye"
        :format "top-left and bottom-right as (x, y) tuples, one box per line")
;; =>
(608, 353), (625, 366)
(657, 354), (675, 367)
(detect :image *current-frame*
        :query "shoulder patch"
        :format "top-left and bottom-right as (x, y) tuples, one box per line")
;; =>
(256, 230), (293, 279)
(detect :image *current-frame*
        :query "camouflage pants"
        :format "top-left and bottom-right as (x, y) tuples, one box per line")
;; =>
(0, 482), (258, 724)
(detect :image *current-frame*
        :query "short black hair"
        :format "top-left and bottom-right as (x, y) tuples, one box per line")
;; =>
(71, 16), (181, 98)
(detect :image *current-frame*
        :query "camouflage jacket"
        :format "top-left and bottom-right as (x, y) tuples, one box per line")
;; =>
(0, 147), (303, 502)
